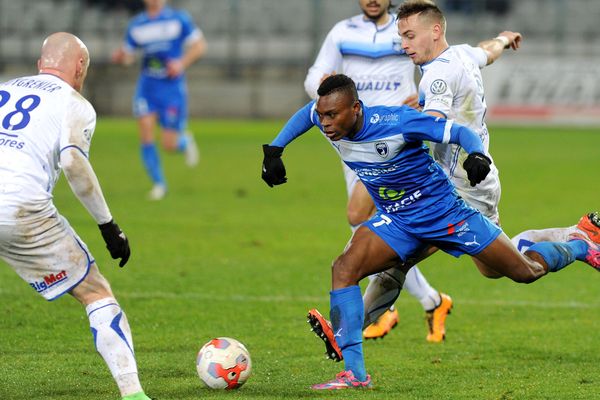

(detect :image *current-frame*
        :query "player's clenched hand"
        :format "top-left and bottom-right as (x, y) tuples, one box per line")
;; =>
(498, 31), (522, 50)
(166, 59), (184, 78)
(98, 220), (131, 267)
(463, 152), (491, 187)
(262, 144), (287, 187)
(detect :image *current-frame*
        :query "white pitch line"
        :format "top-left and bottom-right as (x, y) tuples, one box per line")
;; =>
(0, 288), (597, 309)
(117, 291), (600, 309)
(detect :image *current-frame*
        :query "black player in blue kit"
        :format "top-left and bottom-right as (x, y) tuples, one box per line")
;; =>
(261, 74), (600, 389)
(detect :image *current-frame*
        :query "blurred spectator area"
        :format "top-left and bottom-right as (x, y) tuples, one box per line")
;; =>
(1, 0), (599, 119)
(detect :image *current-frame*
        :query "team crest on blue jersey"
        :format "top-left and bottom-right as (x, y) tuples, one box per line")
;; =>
(370, 113), (380, 123)
(430, 79), (447, 94)
(375, 142), (389, 158)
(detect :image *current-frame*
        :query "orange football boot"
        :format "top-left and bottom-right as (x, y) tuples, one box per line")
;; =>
(426, 293), (453, 343)
(362, 309), (399, 340)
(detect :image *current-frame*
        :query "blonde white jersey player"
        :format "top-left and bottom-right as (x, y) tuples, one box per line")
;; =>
(0, 32), (150, 400)
(304, 0), (451, 342)
(360, 0), (583, 330)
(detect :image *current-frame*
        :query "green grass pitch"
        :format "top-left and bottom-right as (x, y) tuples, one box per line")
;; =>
(0, 118), (598, 399)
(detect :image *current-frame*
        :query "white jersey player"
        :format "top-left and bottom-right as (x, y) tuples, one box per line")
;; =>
(0, 33), (151, 400)
(361, 0), (586, 335)
(304, 0), (452, 343)
(419, 44), (501, 221)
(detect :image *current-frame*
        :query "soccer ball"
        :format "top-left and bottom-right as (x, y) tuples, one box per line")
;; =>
(196, 337), (252, 389)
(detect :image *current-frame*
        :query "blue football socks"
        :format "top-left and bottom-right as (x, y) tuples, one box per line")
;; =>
(529, 240), (588, 272)
(330, 285), (367, 381)
(140, 143), (165, 185)
(177, 133), (188, 152)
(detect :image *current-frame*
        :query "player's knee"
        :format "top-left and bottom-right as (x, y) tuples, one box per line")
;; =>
(71, 265), (114, 305)
(162, 139), (179, 152)
(346, 207), (369, 227)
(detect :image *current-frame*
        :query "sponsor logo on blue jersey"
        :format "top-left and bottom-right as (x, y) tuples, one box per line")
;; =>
(378, 187), (405, 201)
(381, 190), (423, 213)
(29, 270), (68, 293)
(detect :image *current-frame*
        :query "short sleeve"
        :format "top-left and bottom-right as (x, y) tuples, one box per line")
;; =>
(179, 10), (203, 45)
(419, 65), (455, 118)
(456, 44), (488, 69)
(59, 94), (97, 158)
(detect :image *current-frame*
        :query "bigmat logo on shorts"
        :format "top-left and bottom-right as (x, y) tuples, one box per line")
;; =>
(29, 270), (68, 293)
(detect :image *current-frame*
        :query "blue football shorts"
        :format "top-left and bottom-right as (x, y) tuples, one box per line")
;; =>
(133, 76), (188, 132)
(366, 200), (502, 261)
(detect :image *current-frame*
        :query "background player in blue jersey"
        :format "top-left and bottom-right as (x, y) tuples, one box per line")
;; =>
(112, 0), (207, 200)
(261, 75), (600, 390)
(304, 0), (452, 342)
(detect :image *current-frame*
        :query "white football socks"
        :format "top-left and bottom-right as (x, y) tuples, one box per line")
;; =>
(511, 226), (577, 253)
(403, 266), (441, 311)
(86, 298), (143, 397)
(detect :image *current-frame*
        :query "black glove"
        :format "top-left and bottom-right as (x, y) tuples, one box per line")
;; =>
(98, 220), (131, 267)
(463, 152), (492, 187)
(261, 144), (287, 187)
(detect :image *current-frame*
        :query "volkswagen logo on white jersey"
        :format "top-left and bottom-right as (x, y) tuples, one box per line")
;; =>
(370, 113), (380, 123)
(430, 79), (447, 95)
(375, 142), (389, 158)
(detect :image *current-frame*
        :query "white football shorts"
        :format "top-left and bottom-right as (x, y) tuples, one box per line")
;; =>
(342, 161), (361, 198)
(0, 213), (93, 300)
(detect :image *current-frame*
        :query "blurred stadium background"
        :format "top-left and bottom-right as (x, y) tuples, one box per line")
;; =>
(1, 0), (599, 123)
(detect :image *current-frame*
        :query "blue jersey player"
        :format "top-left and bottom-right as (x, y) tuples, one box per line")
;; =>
(261, 75), (600, 390)
(112, 0), (206, 200)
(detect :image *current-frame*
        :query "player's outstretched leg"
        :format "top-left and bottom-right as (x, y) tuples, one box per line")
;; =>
(510, 212), (599, 253)
(72, 265), (151, 400)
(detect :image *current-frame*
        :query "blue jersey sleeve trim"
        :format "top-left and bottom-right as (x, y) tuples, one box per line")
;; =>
(422, 109), (448, 118)
(60, 145), (88, 158)
(271, 102), (316, 147)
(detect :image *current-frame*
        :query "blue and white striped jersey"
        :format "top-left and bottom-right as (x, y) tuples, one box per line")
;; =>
(123, 6), (202, 80)
(271, 102), (485, 220)
(304, 13), (415, 106)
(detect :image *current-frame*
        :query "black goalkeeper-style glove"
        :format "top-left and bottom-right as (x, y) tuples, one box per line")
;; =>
(463, 152), (492, 187)
(261, 144), (287, 187)
(98, 220), (131, 267)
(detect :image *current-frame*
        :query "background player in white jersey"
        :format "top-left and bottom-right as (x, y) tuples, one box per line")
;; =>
(304, 0), (452, 342)
(112, 0), (206, 200)
(361, 0), (596, 330)
(0, 32), (151, 400)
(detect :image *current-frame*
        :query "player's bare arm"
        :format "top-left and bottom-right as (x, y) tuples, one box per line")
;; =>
(167, 36), (207, 78)
(111, 47), (135, 66)
(402, 93), (421, 109)
(478, 31), (522, 65)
